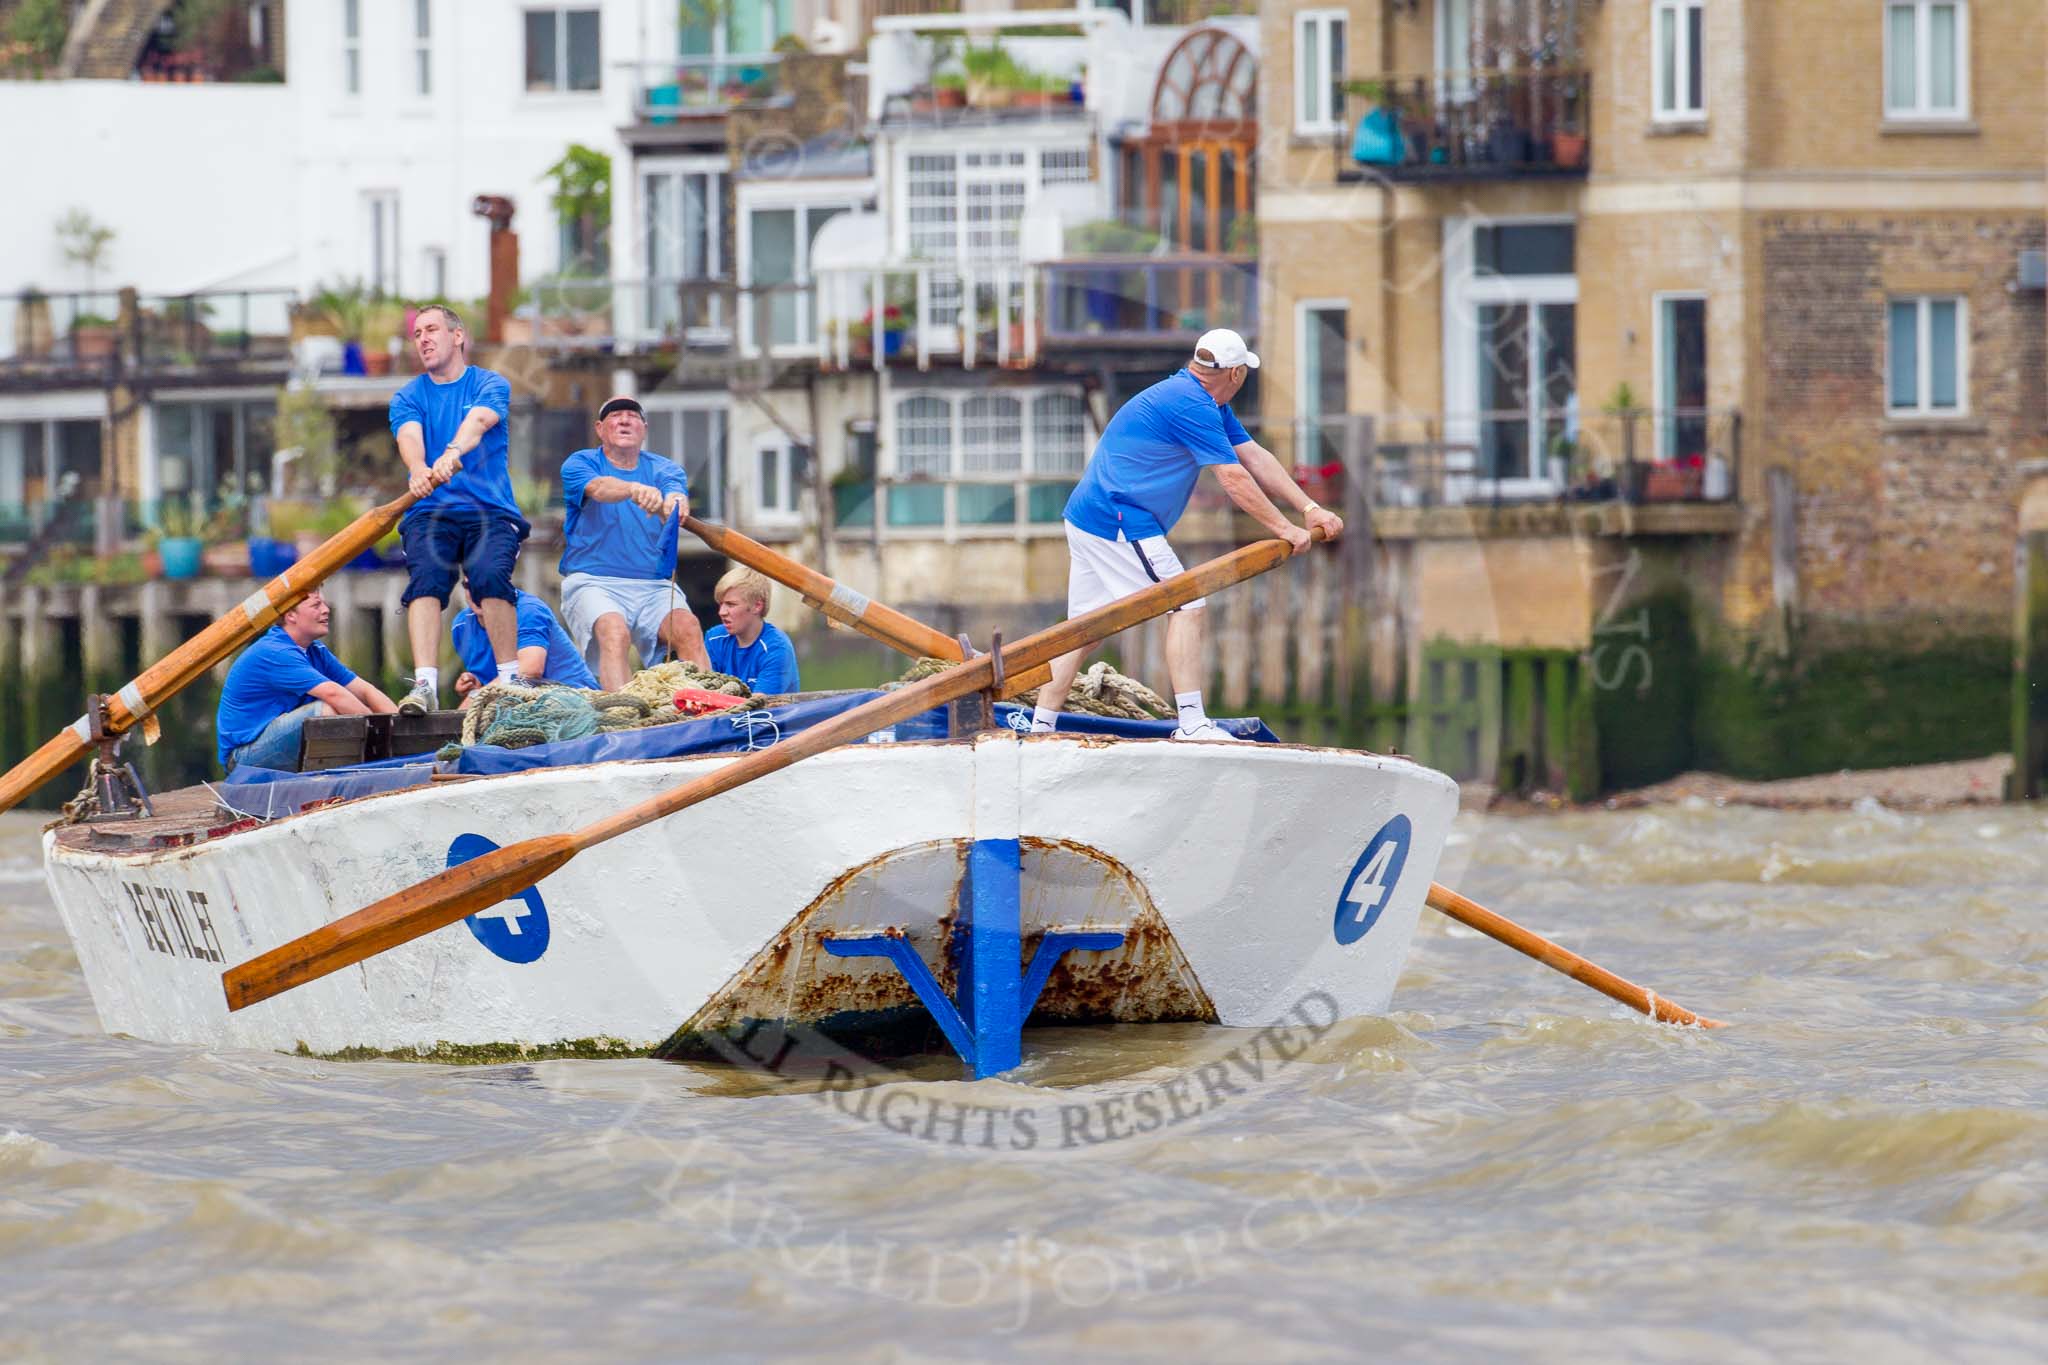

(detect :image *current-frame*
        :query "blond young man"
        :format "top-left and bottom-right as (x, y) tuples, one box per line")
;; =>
(704, 567), (800, 695)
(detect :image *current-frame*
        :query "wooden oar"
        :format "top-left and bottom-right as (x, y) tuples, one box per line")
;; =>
(1425, 883), (1725, 1028)
(222, 528), (1314, 1012)
(683, 514), (1052, 698)
(0, 490), (421, 816)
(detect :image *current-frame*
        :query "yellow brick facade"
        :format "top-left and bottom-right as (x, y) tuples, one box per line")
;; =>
(1257, 0), (2048, 648)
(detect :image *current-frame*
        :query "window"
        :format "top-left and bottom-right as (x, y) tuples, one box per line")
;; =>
(1031, 393), (1087, 474)
(644, 403), (728, 520)
(342, 0), (361, 96)
(414, 0), (432, 97)
(1656, 295), (1709, 461)
(642, 162), (725, 335)
(894, 397), (952, 477)
(961, 396), (1023, 475)
(1888, 296), (1965, 416)
(1298, 303), (1349, 470)
(366, 191), (400, 296)
(525, 8), (600, 93)
(1474, 223), (1576, 277)
(1295, 10), (1347, 135)
(426, 246), (447, 299)
(1040, 147), (1090, 186)
(1886, 2), (1968, 120)
(1653, 0), (1705, 120)
(754, 438), (803, 521)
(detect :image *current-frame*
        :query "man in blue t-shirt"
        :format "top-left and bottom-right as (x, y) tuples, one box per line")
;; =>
(388, 304), (529, 716)
(704, 567), (800, 695)
(449, 586), (599, 703)
(557, 395), (709, 689)
(1033, 329), (1344, 741)
(215, 589), (398, 772)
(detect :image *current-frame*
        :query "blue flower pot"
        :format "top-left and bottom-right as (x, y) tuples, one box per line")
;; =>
(159, 537), (203, 580)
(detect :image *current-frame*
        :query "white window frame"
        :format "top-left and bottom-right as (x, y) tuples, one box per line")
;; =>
(1883, 1), (1970, 122)
(1440, 215), (1578, 498)
(751, 434), (802, 524)
(1653, 291), (1709, 460)
(639, 156), (727, 342)
(413, 0), (433, 98)
(738, 191), (865, 357)
(1886, 294), (1968, 418)
(1295, 298), (1349, 425)
(342, 0), (362, 97)
(1294, 10), (1347, 137)
(642, 395), (730, 522)
(879, 386), (1090, 540)
(524, 6), (602, 95)
(1652, 0), (1706, 122)
(366, 191), (401, 297)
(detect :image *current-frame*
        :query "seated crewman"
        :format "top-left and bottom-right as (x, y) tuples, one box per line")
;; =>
(449, 583), (599, 704)
(704, 567), (801, 696)
(216, 589), (398, 772)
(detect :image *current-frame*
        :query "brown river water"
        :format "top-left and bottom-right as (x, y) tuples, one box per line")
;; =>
(2, 801), (2043, 1361)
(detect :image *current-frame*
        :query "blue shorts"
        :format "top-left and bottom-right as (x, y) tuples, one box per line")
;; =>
(226, 701), (326, 773)
(400, 503), (530, 608)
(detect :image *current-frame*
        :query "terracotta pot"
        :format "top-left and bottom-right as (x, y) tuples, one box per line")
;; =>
(70, 325), (117, 362)
(1552, 131), (1588, 169)
(936, 86), (966, 109)
(363, 350), (393, 377)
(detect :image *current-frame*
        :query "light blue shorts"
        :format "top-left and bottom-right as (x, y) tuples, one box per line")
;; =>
(560, 573), (692, 670)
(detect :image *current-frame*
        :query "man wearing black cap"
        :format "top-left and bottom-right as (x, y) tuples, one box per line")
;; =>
(557, 395), (709, 689)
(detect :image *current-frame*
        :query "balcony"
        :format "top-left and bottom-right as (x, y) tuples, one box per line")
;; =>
(621, 54), (786, 125)
(1180, 410), (1739, 527)
(1, 289), (296, 386)
(1041, 254), (1256, 348)
(831, 475), (1080, 540)
(1337, 70), (1591, 185)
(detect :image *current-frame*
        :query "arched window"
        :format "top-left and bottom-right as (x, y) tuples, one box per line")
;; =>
(1150, 28), (1256, 126)
(894, 396), (952, 476)
(1031, 393), (1087, 474)
(962, 396), (1023, 474)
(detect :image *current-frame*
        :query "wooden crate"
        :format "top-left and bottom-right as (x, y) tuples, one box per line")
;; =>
(297, 712), (463, 771)
(300, 716), (370, 772)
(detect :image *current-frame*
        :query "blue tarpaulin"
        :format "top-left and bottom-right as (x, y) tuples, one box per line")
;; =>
(216, 690), (1277, 817)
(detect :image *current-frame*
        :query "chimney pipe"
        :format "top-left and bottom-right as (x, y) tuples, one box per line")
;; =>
(471, 195), (518, 345)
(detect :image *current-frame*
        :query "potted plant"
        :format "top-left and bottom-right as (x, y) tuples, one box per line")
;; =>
(1552, 119), (1588, 169)
(311, 282), (371, 374)
(156, 498), (204, 580)
(14, 286), (53, 357)
(1602, 382), (1648, 502)
(933, 72), (967, 109)
(68, 312), (118, 361)
(200, 495), (249, 576)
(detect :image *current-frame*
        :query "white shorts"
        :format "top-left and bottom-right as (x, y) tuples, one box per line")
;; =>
(1064, 522), (1205, 617)
(560, 572), (691, 669)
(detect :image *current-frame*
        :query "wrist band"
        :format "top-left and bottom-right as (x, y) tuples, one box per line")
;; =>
(1303, 500), (1321, 514)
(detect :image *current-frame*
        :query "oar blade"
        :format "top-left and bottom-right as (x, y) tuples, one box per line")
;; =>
(222, 832), (579, 1012)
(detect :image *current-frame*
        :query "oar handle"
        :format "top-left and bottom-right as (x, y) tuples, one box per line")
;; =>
(1425, 882), (1725, 1028)
(0, 490), (421, 816)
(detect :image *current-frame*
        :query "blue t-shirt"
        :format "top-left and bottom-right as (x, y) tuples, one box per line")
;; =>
(705, 622), (800, 695)
(215, 625), (358, 766)
(388, 366), (520, 523)
(450, 589), (598, 689)
(1064, 369), (1249, 540)
(559, 449), (689, 580)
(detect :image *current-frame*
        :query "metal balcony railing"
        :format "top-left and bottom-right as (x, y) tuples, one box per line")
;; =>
(1041, 254), (1256, 345)
(1365, 407), (1741, 508)
(621, 54), (785, 123)
(0, 290), (295, 373)
(1338, 69), (1592, 184)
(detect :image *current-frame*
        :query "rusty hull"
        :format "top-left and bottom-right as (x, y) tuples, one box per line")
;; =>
(666, 836), (1218, 1053)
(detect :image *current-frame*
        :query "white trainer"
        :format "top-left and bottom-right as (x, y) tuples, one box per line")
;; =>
(1170, 720), (1244, 742)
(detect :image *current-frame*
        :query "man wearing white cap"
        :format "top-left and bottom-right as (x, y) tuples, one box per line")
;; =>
(1032, 329), (1344, 740)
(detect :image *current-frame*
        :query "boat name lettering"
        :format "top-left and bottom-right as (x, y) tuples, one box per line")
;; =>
(123, 880), (225, 963)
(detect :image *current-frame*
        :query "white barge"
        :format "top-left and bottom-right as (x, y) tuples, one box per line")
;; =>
(42, 727), (1457, 1071)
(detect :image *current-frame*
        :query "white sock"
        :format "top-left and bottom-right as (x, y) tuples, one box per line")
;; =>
(1175, 691), (1209, 730)
(414, 666), (439, 696)
(495, 660), (523, 684)
(1031, 705), (1060, 734)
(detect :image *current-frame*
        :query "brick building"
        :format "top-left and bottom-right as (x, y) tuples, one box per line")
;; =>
(1257, 0), (2047, 786)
